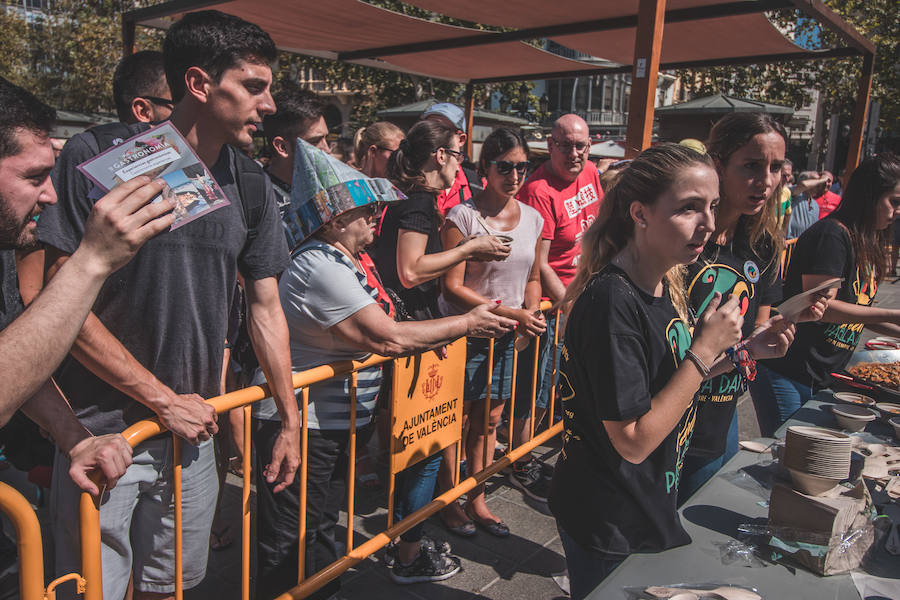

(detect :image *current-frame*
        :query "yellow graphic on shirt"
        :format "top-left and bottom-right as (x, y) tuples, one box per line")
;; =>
(687, 263), (753, 403)
(824, 265), (876, 351)
(688, 263), (753, 318)
(665, 318), (696, 493)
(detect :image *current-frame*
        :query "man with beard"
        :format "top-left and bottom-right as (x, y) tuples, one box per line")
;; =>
(0, 76), (174, 487)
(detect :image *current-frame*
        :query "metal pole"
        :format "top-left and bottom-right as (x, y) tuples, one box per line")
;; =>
(122, 17), (136, 58)
(241, 405), (252, 600)
(464, 82), (475, 159)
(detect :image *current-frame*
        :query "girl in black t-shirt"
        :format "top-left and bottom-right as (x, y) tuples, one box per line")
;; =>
(549, 144), (745, 599)
(679, 113), (825, 503)
(754, 154), (900, 433)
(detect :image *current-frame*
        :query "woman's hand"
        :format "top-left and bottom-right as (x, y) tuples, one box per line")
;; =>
(460, 235), (510, 262)
(691, 292), (744, 364)
(465, 303), (518, 338)
(513, 307), (546, 338)
(746, 315), (796, 360)
(795, 294), (829, 323)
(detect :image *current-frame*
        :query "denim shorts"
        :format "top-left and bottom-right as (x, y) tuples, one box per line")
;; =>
(465, 333), (537, 406)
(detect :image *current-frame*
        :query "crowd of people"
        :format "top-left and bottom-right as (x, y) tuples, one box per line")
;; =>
(0, 8), (898, 600)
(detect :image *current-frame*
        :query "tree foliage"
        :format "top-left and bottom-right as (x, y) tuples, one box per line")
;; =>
(676, 1), (898, 135)
(1, 0), (163, 114)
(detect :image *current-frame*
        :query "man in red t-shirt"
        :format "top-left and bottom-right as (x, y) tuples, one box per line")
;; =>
(518, 113), (603, 303)
(816, 170), (841, 217)
(509, 113), (603, 501)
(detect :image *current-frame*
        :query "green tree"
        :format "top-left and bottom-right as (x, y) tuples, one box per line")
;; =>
(676, 1), (898, 136)
(1, 0), (163, 113)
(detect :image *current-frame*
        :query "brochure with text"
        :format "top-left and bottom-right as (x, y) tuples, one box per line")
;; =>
(77, 121), (229, 230)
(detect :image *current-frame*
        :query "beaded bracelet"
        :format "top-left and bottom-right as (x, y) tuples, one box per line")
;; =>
(726, 340), (757, 386)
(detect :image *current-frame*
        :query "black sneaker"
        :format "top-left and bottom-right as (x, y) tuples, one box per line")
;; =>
(508, 459), (551, 502)
(390, 547), (461, 584)
(383, 534), (451, 567)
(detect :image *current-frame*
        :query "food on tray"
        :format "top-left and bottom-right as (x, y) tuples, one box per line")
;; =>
(848, 361), (900, 389)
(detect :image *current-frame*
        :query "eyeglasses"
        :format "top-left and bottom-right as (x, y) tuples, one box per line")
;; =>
(490, 160), (529, 176)
(550, 139), (590, 154)
(374, 145), (398, 153)
(138, 96), (175, 110)
(441, 147), (465, 161)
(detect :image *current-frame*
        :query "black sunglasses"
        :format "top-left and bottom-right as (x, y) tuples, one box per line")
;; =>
(138, 96), (175, 110)
(490, 160), (529, 176)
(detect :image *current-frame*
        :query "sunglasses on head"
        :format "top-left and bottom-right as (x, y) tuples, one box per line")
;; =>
(490, 160), (529, 176)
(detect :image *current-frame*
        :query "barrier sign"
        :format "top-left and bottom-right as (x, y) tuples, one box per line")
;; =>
(390, 338), (466, 474)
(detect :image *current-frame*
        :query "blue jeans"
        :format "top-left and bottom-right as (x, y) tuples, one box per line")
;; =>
(393, 452), (442, 542)
(557, 524), (622, 600)
(749, 363), (814, 437)
(677, 410), (738, 506)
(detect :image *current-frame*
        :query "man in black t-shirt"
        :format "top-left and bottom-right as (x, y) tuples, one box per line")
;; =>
(38, 12), (300, 599)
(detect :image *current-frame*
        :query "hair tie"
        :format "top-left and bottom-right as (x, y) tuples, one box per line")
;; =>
(398, 138), (410, 152)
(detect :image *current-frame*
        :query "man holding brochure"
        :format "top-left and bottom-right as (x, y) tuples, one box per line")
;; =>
(39, 12), (299, 600)
(0, 76), (174, 488)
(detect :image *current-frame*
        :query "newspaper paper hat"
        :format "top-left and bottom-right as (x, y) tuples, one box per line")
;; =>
(287, 138), (406, 245)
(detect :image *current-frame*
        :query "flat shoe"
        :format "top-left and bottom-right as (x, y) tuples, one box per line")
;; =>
(441, 516), (476, 537)
(465, 506), (509, 538)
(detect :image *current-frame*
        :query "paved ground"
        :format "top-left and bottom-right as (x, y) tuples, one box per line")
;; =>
(5, 276), (900, 600)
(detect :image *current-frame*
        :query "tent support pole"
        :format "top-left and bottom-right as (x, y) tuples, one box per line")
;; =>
(843, 51), (875, 179)
(122, 17), (136, 57)
(465, 83), (475, 159)
(624, 0), (666, 158)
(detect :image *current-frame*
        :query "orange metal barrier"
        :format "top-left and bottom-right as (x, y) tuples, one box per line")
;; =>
(4, 303), (563, 600)
(781, 238), (797, 280)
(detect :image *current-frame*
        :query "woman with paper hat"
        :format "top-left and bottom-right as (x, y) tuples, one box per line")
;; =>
(753, 153), (900, 433)
(251, 139), (516, 595)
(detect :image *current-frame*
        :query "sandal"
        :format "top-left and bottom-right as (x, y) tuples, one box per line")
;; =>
(210, 525), (234, 551)
(464, 505), (509, 538)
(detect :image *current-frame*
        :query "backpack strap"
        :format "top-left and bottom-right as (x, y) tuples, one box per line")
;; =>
(89, 122), (150, 153)
(228, 146), (267, 242)
(461, 165), (484, 201)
